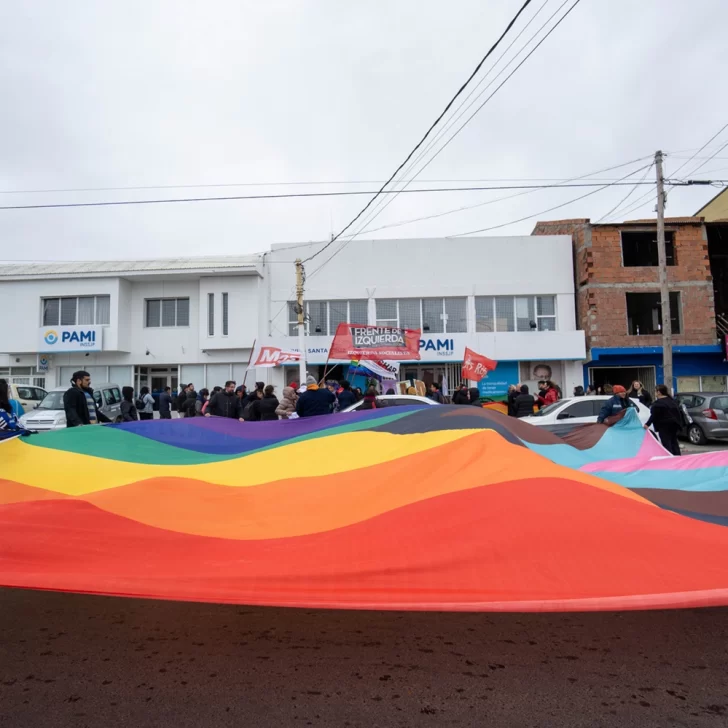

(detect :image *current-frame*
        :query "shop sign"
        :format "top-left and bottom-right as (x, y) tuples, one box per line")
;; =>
(477, 361), (519, 397)
(38, 326), (102, 353)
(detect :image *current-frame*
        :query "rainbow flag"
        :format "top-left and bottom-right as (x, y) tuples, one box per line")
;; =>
(2, 407), (728, 611)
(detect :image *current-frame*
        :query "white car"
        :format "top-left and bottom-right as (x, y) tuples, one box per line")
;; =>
(341, 394), (439, 412)
(20, 383), (123, 432)
(520, 396), (651, 436)
(7, 383), (47, 412)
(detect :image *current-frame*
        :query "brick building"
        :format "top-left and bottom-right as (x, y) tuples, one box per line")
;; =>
(533, 217), (728, 393)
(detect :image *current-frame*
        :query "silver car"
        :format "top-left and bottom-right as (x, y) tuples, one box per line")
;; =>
(676, 392), (728, 445)
(20, 383), (124, 431)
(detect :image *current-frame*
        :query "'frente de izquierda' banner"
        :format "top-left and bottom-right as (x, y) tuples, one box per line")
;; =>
(330, 324), (421, 361)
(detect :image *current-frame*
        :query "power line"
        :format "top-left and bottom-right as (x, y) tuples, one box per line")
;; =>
(0, 181), (664, 211)
(447, 164), (653, 237)
(668, 122), (728, 179)
(300, 0), (536, 264)
(595, 162), (654, 223)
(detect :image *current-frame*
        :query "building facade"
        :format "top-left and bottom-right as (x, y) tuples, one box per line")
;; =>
(533, 217), (728, 393)
(0, 257), (261, 394)
(262, 235), (586, 397)
(0, 234), (587, 400)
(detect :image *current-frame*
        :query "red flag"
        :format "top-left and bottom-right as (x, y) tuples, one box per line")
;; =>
(330, 324), (420, 361)
(461, 347), (497, 382)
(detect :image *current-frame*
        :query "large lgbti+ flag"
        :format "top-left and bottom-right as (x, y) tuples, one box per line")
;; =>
(461, 347), (497, 382)
(329, 324), (420, 361)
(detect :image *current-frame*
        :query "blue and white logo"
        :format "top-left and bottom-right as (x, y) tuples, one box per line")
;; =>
(44, 329), (59, 345)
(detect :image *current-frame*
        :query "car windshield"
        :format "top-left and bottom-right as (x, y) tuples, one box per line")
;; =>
(532, 399), (571, 417)
(37, 391), (65, 410)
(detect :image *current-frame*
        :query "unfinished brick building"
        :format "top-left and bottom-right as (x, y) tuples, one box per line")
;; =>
(533, 217), (727, 393)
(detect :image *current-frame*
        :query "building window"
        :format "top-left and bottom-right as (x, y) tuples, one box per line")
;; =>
(288, 300), (369, 336)
(374, 298), (467, 333)
(145, 298), (190, 328)
(208, 293), (215, 336)
(222, 293), (229, 336)
(42, 295), (111, 326)
(626, 291), (681, 335)
(622, 230), (676, 267)
(474, 295), (556, 332)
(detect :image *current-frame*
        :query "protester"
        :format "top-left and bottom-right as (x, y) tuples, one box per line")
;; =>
(586, 384), (597, 396)
(0, 379), (28, 436)
(246, 382), (265, 406)
(182, 388), (198, 418)
(603, 383), (614, 395)
(243, 388), (264, 421)
(275, 386), (298, 419)
(537, 380), (559, 408)
(120, 386), (139, 422)
(63, 370), (111, 427)
(177, 383), (193, 414)
(359, 386), (379, 410)
(468, 387), (481, 406)
(296, 375), (336, 418)
(195, 388), (210, 416)
(507, 384), (518, 416)
(252, 385), (280, 421)
(427, 383), (445, 404)
(206, 380), (244, 420)
(644, 385), (682, 456)
(158, 386), (173, 419)
(452, 384), (470, 405)
(336, 380), (357, 410)
(513, 384), (536, 418)
(353, 387), (363, 402)
(325, 380), (340, 412)
(629, 381), (653, 407)
(596, 385), (635, 424)
(573, 385), (585, 397)
(138, 387), (155, 421)
(0, 378), (24, 417)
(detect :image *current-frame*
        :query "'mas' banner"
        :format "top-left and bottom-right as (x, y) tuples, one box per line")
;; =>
(330, 324), (420, 361)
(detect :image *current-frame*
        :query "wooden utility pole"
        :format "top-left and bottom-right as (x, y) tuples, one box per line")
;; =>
(295, 259), (307, 386)
(655, 150), (673, 393)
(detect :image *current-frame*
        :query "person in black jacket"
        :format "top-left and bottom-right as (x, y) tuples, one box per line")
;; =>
(296, 376), (335, 418)
(507, 384), (518, 416)
(513, 385), (536, 418)
(251, 385), (280, 421)
(427, 383), (445, 404)
(452, 385), (470, 405)
(120, 386), (139, 422)
(644, 385), (682, 456)
(158, 386), (173, 419)
(337, 380), (357, 410)
(468, 387), (481, 406)
(63, 370), (111, 427)
(205, 381), (244, 421)
(629, 381), (653, 407)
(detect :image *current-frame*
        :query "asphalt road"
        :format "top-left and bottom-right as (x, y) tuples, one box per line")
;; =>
(1, 589), (727, 727)
(680, 440), (728, 455)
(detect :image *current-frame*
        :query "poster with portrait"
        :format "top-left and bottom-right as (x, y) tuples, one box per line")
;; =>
(519, 361), (564, 386)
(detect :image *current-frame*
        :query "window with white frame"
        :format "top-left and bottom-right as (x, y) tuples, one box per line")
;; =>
(474, 295), (556, 332)
(145, 298), (190, 328)
(222, 293), (229, 336)
(374, 298), (467, 333)
(287, 300), (368, 336)
(207, 293), (215, 336)
(42, 295), (111, 326)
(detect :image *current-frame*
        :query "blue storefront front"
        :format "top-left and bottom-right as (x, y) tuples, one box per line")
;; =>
(584, 345), (728, 394)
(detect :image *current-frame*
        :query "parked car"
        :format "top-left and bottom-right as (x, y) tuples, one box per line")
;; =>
(7, 383), (47, 412)
(341, 394), (439, 412)
(520, 396), (651, 436)
(675, 392), (728, 445)
(20, 383), (124, 432)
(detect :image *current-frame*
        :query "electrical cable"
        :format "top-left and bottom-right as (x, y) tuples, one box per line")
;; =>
(300, 0), (537, 264)
(595, 162), (654, 223)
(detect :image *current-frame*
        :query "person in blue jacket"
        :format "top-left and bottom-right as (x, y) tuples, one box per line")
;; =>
(597, 385), (636, 423)
(296, 376), (336, 418)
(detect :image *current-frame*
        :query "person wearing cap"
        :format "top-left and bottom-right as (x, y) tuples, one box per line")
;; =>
(295, 375), (336, 418)
(597, 384), (635, 424)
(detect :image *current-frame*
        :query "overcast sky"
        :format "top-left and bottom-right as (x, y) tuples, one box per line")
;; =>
(1, 0), (727, 265)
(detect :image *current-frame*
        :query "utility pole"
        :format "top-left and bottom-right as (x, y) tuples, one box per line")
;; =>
(295, 258), (307, 386)
(655, 150), (673, 393)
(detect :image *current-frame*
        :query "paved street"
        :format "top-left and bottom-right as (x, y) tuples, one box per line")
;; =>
(1, 588), (728, 727)
(680, 440), (728, 455)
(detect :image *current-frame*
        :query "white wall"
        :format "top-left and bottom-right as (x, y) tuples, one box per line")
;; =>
(197, 276), (259, 351)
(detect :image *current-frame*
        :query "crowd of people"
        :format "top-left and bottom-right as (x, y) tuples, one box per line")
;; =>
(506, 379), (562, 417)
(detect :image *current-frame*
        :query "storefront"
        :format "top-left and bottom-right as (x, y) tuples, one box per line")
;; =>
(585, 346), (728, 394)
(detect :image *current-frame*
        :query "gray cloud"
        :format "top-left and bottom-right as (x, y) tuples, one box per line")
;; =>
(1, 0), (726, 262)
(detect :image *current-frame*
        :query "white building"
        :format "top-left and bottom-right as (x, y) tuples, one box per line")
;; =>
(0, 257), (261, 393)
(0, 234), (586, 398)
(262, 235), (585, 396)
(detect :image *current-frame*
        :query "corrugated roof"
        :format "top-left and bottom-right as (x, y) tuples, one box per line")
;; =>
(0, 255), (261, 278)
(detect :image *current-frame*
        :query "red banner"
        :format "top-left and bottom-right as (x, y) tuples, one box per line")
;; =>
(461, 347), (498, 382)
(330, 324), (421, 361)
